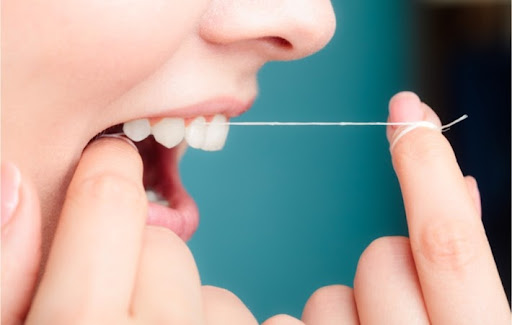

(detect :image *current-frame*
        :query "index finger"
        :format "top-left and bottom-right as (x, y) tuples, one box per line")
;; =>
(388, 92), (510, 324)
(31, 136), (146, 316)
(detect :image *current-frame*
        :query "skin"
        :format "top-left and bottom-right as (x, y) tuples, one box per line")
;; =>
(1, 0), (510, 323)
(2, 0), (337, 261)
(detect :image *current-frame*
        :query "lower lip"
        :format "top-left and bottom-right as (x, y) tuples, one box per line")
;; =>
(146, 195), (199, 241)
(141, 141), (199, 241)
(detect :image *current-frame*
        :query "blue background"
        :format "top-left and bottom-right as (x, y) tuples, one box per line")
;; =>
(183, 1), (414, 321)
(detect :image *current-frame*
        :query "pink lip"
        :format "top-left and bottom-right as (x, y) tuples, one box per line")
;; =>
(147, 97), (254, 121)
(144, 143), (199, 241)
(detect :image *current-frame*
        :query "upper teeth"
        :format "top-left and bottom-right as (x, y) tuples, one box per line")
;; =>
(202, 115), (229, 151)
(123, 119), (151, 142)
(185, 116), (207, 149)
(123, 114), (229, 151)
(152, 118), (185, 149)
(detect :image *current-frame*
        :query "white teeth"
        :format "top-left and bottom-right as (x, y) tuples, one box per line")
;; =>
(145, 189), (160, 202)
(185, 116), (207, 149)
(123, 119), (151, 142)
(145, 189), (169, 207)
(123, 115), (229, 151)
(151, 118), (185, 149)
(202, 114), (229, 151)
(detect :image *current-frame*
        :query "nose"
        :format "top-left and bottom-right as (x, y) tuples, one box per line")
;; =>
(199, 0), (336, 61)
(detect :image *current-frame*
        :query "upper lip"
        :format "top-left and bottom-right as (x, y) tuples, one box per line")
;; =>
(143, 96), (255, 121)
(89, 96), (255, 149)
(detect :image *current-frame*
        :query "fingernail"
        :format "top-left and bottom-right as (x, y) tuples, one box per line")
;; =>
(389, 92), (424, 126)
(1, 162), (21, 227)
(97, 134), (139, 152)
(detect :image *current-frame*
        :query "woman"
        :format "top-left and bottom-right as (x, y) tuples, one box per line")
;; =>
(2, 0), (509, 323)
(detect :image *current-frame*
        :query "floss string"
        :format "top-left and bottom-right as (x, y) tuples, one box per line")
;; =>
(215, 114), (467, 131)
(109, 115), (468, 143)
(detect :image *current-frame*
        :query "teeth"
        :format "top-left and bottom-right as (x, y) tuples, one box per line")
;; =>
(145, 189), (161, 202)
(145, 189), (169, 207)
(202, 114), (229, 151)
(123, 114), (229, 151)
(185, 116), (207, 149)
(123, 119), (151, 142)
(151, 118), (185, 149)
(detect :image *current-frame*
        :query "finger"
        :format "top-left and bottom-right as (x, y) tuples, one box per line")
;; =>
(262, 314), (305, 325)
(386, 93), (441, 144)
(1, 162), (42, 325)
(302, 285), (359, 325)
(388, 92), (510, 324)
(131, 226), (204, 324)
(201, 285), (258, 325)
(353, 237), (429, 325)
(464, 176), (481, 218)
(30, 136), (146, 316)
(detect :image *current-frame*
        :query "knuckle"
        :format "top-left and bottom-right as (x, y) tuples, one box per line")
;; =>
(358, 236), (410, 269)
(263, 314), (303, 325)
(416, 219), (482, 271)
(465, 175), (479, 194)
(355, 236), (410, 287)
(305, 285), (354, 314)
(71, 172), (144, 206)
(367, 236), (409, 255)
(144, 226), (195, 263)
(143, 226), (201, 285)
(393, 129), (454, 169)
(202, 286), (258, 325)
(465, 175), (477, 187)
(144, 225), (178, 245)
(202, 285), (239, 302)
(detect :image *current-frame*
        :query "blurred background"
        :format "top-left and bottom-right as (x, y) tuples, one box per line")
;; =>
(183, 0), (510, 321)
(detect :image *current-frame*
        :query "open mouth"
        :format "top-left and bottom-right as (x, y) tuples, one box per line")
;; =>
(93, 113), (231, 241)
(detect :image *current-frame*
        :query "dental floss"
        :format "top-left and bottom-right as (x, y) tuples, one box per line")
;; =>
(389, 121), (439, 150)
(110, 115), (467, 141)
(213, 114), (468, 130)
(387, 114), (468, 149)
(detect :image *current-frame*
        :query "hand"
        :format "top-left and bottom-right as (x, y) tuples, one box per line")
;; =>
(2, 137), (263, 325)
(3, 93), (509, 325)
(301, 92), (510, 324)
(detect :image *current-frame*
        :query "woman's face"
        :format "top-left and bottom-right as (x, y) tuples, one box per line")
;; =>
(2, 0), (335, 253)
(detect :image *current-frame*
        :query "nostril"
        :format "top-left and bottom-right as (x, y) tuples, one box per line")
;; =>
(262, 36), (293, 50)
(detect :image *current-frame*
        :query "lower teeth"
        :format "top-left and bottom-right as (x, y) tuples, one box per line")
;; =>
(145, 189), (170, 207)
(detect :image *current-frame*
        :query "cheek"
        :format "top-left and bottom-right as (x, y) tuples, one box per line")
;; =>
(17, 0), (208, 99)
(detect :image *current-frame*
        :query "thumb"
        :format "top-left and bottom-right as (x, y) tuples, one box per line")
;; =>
(1, 162), (42, 325)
